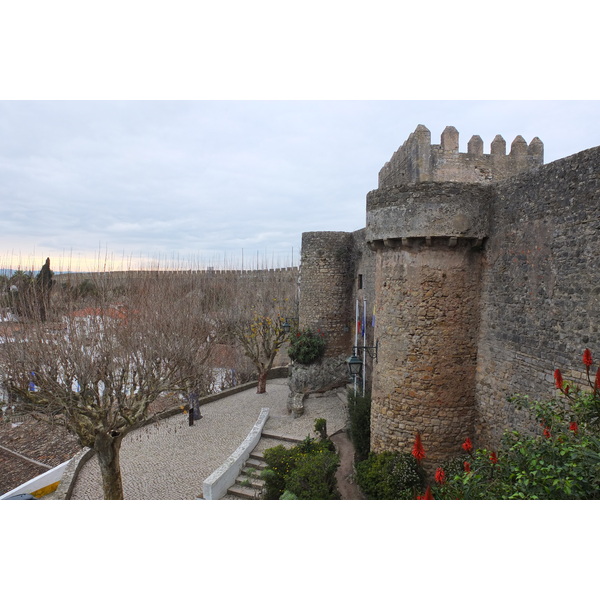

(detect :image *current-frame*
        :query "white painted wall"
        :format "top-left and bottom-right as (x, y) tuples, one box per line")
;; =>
(0, 459), (70, 499)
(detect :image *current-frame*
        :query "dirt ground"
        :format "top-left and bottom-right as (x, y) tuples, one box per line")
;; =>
(330, 430), (365, 500)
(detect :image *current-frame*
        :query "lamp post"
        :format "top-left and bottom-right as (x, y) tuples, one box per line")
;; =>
(346, 341), (378, 395)
(281, 316), (298, 336)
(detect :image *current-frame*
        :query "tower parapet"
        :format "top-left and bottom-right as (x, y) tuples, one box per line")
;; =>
(378, 125), (543, 188)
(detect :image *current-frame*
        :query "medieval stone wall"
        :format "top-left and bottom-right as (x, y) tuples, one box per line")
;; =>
(297, 124), (599, 465)
(378, 125), (543, 188)
(474, 146), (600, 448)
(370, 242), (483, 463)
(298, 231), (355, 357)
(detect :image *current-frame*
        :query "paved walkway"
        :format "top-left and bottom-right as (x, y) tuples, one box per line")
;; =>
(69, 379), (349, 500)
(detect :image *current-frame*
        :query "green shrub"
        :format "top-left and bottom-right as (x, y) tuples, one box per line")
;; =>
(288, 328), (326, 365)
(262, 445), (302, 499)
(285, 451), (340, 500)
(432, 351), (600, 500)
(314, 418), (327, 440)
(279, 490), (299, 500)
(262, 436), (339, 500)
(348, 391), (371, 462)
(356, 451), (423, 499)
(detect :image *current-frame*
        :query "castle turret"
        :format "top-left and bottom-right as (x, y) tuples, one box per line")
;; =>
(378, 125), (543, 187)
(367, 125), (543, 466)
(366, 182), (492, 464)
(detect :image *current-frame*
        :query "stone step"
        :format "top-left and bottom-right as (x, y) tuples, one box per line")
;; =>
(235, 475), (265, 490)
(242, 465), (265, 479)
(228, 484), (261, 499)
(261, 432), (306, 444)
(245, 457), (267, 470)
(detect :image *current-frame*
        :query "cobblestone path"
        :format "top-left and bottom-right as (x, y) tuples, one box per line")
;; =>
(70, 379), (348, 500)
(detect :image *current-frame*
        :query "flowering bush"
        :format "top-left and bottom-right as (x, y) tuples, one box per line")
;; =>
(430, 349), (600, 500)
(355, 451), (424, 499)
(287, 327), (326, 365)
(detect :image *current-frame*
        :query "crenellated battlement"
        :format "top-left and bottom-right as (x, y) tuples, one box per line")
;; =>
(378, 125), (544, 188)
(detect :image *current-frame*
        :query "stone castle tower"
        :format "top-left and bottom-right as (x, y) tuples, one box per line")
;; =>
(296, 124), (599, 467)
(366, 126), (543, 463)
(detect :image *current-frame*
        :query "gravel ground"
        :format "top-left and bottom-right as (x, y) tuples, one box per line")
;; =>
(69, 379), (349, 500)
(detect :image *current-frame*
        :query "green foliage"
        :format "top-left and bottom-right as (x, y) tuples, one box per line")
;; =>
(279, 490), (299, 500)
(348, 391), (371, 462)
(287, 327), (326, 365)
(355, 451), (423, 499)
(433, 355), (600, 500)
(314, 418), (327, 440)
(262, 436), (339, 500)
(285, 450), (340, 499)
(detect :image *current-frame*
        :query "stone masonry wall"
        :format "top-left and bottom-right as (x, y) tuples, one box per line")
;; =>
(297, 124), (598, 467)
(370, 240), (483, 463)
(378, 125), (543, 188)
(298, 231), (355, 357)
(474, 145), (600, 448)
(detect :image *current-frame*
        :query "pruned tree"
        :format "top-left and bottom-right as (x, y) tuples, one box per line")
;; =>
(227, 272), (297, 393)
(0, 270), (222, 499)
(232, 311), (288, 393)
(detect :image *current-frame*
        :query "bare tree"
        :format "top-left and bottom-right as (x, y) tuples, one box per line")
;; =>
(232, 312), (288, 393)
(0, 270), (221, 499)
(227, 272), (297, 393)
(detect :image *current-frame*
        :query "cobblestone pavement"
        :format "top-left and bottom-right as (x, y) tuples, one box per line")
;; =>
(70, 379), (349, 500)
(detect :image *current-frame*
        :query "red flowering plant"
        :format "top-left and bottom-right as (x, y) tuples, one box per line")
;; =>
(412, 432), (426, 462)
(431, 351), (600, 499)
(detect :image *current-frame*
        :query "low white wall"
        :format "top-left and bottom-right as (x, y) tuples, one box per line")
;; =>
(0, 459), (70, 499)
(202, 407), (269, 500)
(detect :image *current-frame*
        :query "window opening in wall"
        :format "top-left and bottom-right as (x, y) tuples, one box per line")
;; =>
(358, 274), (363, 289)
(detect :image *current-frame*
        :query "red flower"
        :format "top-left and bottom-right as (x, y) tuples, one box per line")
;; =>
(595, 367), (600, 392)
(553, 369), (563, 390)
(569, 421), (578, 434)
(464, 461), (471, 472)
(461, 437), (473, 453)
(412, 432), (426, 461)
(583, 349), (593, 369)
(490, 451), (498, 464)
(543, 427), (551, 438)
(434, 468), (446, 485)
(417, 486), (435, 500)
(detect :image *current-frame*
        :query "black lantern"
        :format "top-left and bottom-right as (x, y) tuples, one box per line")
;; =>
(346, 353), (363, 377)
(281, 318), (291, 335)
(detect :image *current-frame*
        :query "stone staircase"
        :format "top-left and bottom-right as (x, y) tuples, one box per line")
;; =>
(223, 432), (305, 500)
(226, 451), (268, 499)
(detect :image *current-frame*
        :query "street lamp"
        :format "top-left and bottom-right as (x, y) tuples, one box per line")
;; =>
(281, 316), (298, 335)
(346, 341), (379, 394)
(345, 352), (363, 377)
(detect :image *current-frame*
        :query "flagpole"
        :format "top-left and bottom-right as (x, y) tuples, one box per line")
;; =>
(363, 298), (367, 396)
(354, 298), (359, 395)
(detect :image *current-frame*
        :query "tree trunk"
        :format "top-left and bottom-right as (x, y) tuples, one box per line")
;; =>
(94, 431), (125, 500)
(257, 369), (268, 394)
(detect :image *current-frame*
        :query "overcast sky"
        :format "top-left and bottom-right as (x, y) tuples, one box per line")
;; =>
(1, 2), (599, 275)
(4, 0), (599, 587)
(1, 100), (599, 272)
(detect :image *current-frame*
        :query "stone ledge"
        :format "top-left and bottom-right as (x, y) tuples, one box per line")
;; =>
(202, 407), (270, 500)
